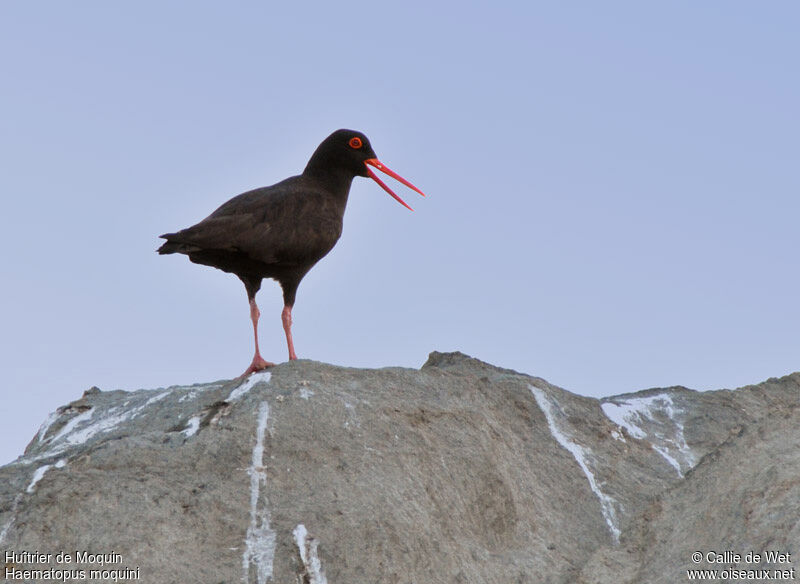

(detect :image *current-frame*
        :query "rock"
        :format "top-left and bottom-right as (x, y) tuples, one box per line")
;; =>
(0, 353), (798, 583)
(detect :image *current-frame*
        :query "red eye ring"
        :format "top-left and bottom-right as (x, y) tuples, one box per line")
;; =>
(349, 137), (363, 149)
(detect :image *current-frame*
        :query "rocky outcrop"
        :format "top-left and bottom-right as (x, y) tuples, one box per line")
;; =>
(1, 352), (798, 583)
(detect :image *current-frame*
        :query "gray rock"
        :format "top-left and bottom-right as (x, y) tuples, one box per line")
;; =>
(1, 352), (798, 583)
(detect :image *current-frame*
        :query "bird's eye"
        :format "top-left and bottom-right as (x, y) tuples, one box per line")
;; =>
(349, 137), (363, 149)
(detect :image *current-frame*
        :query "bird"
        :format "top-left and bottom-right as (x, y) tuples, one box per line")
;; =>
(158, 129), (425, 376)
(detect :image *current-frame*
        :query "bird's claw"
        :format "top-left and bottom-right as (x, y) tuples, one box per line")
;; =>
(240, 355), (275, 377)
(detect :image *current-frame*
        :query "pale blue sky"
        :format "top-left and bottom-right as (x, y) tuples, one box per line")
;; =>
(2, 2), (798, 465)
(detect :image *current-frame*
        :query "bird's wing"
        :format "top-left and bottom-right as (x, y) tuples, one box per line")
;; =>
(161, 177), (342, 266)
(160, 213), (269, 251)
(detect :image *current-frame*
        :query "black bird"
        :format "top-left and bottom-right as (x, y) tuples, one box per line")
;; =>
(158, 129), (425, 376)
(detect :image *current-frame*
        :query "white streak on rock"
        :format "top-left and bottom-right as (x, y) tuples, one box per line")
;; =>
(298, 387), (314, 400)
(144, 391), (170, 406)
(179, 390), (198, 403)
(17, 385), (213, 465)
(25, 459), (66, 493)
(601, 395), (662, 439)
(293, 524), (328, 584)
(229, 371), (271, 402)
(531, 385), (621, 542)
(35, 410), (61, 443)
(182, 416), (202, 438)
(0, 494), (23, 544)
(26, 464), (52, 493)
(242, 401), (276, 583)
(50, 408), (94, 444)
(44, 391), (174, 453)
(63, 409), (129, 446)
(601, 393), (696, 477)
(653, 446), (683, 474)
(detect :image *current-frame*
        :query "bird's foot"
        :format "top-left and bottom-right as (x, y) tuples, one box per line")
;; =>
(240, 355), (275, 377)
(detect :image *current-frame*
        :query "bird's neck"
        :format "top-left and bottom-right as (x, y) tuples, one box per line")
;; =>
(302, 163), (356, 203)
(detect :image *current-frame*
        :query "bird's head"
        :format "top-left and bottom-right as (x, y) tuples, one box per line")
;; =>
(305, 129), (425, 210)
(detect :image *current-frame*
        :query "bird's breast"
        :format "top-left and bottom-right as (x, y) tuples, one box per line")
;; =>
(265, 193), (345, 266)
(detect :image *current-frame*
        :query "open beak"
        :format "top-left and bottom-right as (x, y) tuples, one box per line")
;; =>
(364, 158), (426, 211)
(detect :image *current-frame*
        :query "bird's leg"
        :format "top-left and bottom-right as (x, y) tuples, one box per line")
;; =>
(242, 297), (275, 376)
(281, 304), (298, 361)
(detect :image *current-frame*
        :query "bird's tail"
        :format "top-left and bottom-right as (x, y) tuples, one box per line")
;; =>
(157, 234), (188, 255)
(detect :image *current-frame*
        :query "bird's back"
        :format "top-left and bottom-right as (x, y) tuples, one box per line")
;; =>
(158, 175), (348, 281)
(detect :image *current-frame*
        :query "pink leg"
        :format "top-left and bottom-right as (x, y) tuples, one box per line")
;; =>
(241, 298), (275, 376)
(282, 304), (298, 360)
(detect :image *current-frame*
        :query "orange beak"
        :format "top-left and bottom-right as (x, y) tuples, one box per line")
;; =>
(364, 158), (426, 211)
